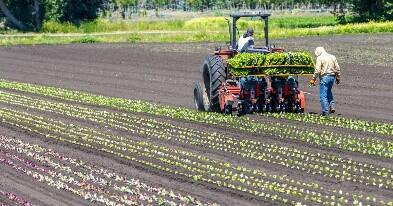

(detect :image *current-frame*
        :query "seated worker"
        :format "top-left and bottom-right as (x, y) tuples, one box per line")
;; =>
(237, 27), (255, 52)
(237, 27), (269, 53)
(238, 28), (268, 95)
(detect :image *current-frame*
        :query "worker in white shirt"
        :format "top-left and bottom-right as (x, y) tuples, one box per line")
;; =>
(237, 27), (255, 52)
(309, 47), (341, 116)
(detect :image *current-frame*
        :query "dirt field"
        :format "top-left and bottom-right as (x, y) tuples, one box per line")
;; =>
(0, 34), (392, 206)
(0, 33), (392, 121)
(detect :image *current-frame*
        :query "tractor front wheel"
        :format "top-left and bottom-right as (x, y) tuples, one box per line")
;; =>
(193, 81), (209, 111)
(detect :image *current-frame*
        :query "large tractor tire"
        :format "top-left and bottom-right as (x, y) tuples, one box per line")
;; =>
(202, 55), (226, 112)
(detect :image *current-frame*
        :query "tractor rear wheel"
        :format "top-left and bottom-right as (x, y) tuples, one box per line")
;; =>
(202, 55), (226, 112)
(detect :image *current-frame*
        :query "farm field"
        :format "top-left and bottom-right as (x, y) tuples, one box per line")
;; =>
(0, 33), (392, 205)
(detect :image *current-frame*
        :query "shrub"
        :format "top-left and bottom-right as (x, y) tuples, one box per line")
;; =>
(42, 21), (78, 33)
(71, 36), (100, 44)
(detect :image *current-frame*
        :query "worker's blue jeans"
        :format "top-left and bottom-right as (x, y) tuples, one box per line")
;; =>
(320, 75), (335, 115)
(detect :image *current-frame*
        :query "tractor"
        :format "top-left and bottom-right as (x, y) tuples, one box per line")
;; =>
(193, 12), (308, 115)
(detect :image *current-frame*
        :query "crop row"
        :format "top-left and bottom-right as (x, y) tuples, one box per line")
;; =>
(1, 79), (390, 136)
(0, 189), (34, 206)
(259, 112), (393, 136)
(0, 83), (392, 158)
(1, 107), (391, 205)
(1, 90), (392, 190)
(0, 149), (129, 206)
(0, 135), (211, 206)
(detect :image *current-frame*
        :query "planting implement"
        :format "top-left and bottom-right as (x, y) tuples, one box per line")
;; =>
(194, 13), (313, 115)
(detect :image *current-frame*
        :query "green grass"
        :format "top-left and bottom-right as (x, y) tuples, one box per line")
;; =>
(70, 36), (101, 43)
(0, 14), (392, 46)
(40, 15), (336, 33)
(42, 18), (187, 33)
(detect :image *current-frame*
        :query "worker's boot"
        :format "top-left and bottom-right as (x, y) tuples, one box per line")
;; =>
(329, 106), (335, 114)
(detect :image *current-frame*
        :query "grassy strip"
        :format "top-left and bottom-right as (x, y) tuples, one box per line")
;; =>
(39, 15), (337, 33)
(0, 79), (392, 158)
(0, 21), (392, 46)
(0, 32), (214, 45)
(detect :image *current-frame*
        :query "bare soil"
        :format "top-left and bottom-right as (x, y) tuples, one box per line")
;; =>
(0, 33), (392, 205)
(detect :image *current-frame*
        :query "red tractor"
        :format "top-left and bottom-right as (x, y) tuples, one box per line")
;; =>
(194, 13), (307, 115)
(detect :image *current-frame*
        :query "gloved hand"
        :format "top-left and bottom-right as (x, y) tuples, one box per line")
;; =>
(309, 78), (316, 87)
(336, 76), (341, 85)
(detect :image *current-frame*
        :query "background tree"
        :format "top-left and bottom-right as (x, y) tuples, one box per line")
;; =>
(0, 0), (27, 30)
(2, 0), (393, 32)
(352, 0), (393, 21)
(113, 0), (138, 19)
(385, 1), (393, 20)
(57, 0), (110, 25)
(0, 0), (43, 31)
(319, 0), (350, 23)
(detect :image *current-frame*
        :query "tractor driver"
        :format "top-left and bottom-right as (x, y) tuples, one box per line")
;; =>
(238, 28), (258, 100)
(238, 27), (268, 106)
(237, 27), (255, 52)
(237, 27), (269, 53)
(238, 27), (269, 103)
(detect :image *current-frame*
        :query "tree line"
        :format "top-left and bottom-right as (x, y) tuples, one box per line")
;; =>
(0, 0), (392, 31)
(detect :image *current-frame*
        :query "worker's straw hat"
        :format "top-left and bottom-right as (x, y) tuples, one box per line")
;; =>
(314, 47), (326, 56)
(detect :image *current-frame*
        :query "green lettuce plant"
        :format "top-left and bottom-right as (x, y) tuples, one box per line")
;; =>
(227, 52), (315, 76)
